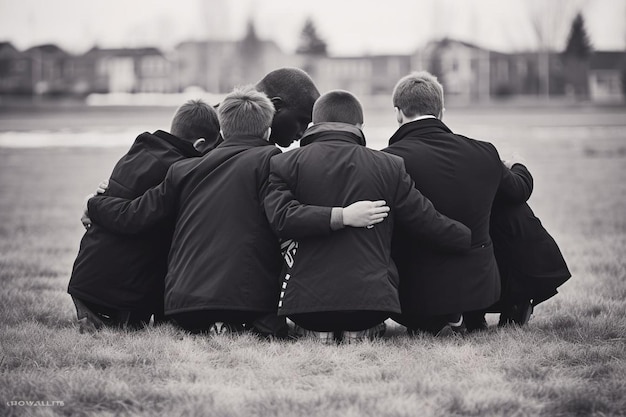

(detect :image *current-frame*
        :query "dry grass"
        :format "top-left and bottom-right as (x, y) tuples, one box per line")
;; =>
(1, 106), (625, 417)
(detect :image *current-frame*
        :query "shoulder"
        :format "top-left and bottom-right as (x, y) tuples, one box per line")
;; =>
(270, 146), (305, 164)
(455, 134), (501, 162)
(376, 149), (404, 167)
(169, 155), (201, 176)
(365, 148), (406, 175)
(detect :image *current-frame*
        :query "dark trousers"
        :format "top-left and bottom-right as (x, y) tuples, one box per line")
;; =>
(170, 310), (287, 337)
(393, 310), (486, 334)
(72, 296), (151, 330)
(289, 311), (389, 332)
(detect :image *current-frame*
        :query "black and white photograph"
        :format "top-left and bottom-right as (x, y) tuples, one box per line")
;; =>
(0, 0), (625, 416)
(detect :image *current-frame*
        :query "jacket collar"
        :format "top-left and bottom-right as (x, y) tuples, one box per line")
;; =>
(153, 130), (201, 157)
(388, 118), (453, 146)
(300, 122), (366, 147)
(216, 134), (275, 149)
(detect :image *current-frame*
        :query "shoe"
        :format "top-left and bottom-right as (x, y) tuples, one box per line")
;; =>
(517, 301), (533, 325)
(499, 300), (533, 327)
(342, 322), (387, 343)
(73, 298), (105, 334)
(293, 325), (336, 344)
(511, 301), (533, 326)
(434, 316), (467, 337)
(209, 322), (244, 335)
(246, 325), (290, 341)
(464, 313), (488, 333)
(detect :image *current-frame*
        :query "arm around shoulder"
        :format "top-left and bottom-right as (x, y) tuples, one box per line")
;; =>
(263, 156), (334, 239)
(88, 165), (180, 234)
(497, 162), (533, 203)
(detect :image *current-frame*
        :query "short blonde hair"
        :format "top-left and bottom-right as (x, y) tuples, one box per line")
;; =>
(218, 86), (275, 138)
(392, 71), (444, 118)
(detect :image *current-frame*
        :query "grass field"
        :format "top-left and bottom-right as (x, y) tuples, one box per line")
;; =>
(0, 104), (625, 416)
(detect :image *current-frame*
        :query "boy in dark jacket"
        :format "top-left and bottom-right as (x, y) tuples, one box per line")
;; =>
(84, 87), (282, 334)
(264, 90), (472, 343)
(490, 162), (571, 325)
(382, 71), (533, 335)
(68, 99), (220, 333)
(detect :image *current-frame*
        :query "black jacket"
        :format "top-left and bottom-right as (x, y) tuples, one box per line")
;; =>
(68, 130), (201, 312)
(264, 123), (471, 316)
(88, 135), (283, 316)
(383, 119), (533, 315)
(490, 166), (571, 307)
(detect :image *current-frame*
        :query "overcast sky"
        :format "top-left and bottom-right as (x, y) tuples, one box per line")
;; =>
(0, 0), (624, 55)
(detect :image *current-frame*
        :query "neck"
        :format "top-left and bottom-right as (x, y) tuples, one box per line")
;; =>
(404, 114), (437, 125)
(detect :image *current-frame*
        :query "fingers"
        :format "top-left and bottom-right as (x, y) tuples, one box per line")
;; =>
(96, 179), (109, 194)
(343, 200), (390, 228)
(370, 216), (386, 225)
(369, 212), (388, 220)
(369, 206), (390, 215)
(367, 201), (390, 219)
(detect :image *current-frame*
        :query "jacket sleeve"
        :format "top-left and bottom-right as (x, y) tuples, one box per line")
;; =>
(496, 163), (533, 203)
(393, 159), (471, 252)
(264, 155), (333, 239)
(88, 164), (179, 235)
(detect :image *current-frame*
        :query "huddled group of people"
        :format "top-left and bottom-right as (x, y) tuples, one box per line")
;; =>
(68, 67), (571, 343)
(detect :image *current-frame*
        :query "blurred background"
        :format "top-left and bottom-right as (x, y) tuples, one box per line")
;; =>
(0, 0), (624, 149)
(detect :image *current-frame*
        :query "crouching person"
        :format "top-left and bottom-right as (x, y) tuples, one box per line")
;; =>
(81, 87), (291, 337)
(264, 90), (471, 344)
(68, 99), (220, 333)
(489, 160), (571, 326)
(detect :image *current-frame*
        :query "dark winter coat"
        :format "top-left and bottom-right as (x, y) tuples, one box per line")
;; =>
(68, 130), (202, 313)
(490, 166), (571, 308)
(264, 123), (471, 316)
(383, 118), (533, 315)
(87, 135), (283, 316)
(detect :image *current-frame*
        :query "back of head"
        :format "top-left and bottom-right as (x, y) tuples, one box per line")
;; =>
(170, 99), (220, 145)
(255, 68), (320, 113)
(255, 68), (320, 147)
(392, 71), (444, 118)
(313, 90), (364, 126)
(218, 86), (275, 139)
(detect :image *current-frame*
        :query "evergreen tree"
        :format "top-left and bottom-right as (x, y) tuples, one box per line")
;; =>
(240, 19), (261, 57)
(563, 12), (592, 59)
(296, 18), (327, 56)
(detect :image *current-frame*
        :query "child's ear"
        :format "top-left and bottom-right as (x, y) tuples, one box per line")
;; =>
(270, 97), (284, 111)
(264, 127), (272, 141)
(193, 138), (206, 151)
(394, 107), (403, 124)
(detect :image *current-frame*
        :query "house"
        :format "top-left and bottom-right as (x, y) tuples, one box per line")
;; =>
(307, 54), (411, 96)
(24, 44), (73, 95)
(174, 38), (291, 93)
(0, 42), (32, 94)
(588, 51), (625, 103)
(412, 38), (568, 102)
(85, 47), (173, 93)
(413, 39), (492, 102)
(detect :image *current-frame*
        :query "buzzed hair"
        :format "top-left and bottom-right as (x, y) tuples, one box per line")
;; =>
(170, 99), (220, 143)
(392, 71), (444, 119)
(313, 90), (364, 125)
(217, 86), (275, 138)
(256, 68), (320, 116)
